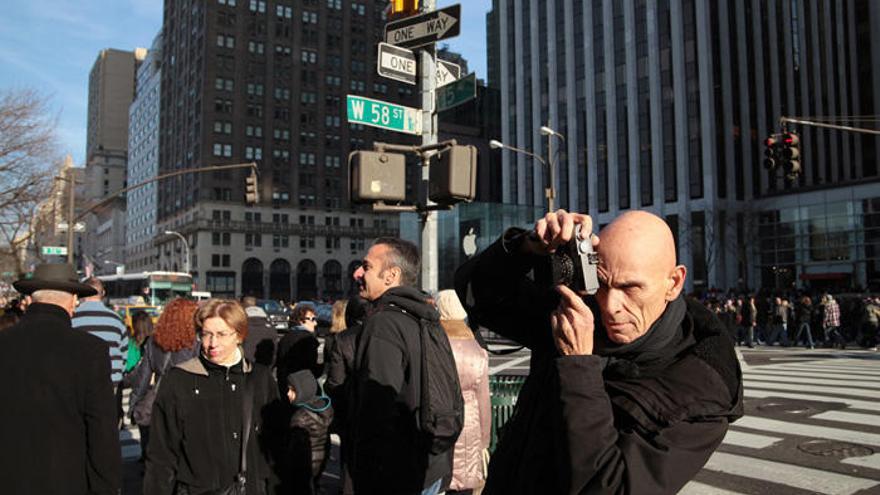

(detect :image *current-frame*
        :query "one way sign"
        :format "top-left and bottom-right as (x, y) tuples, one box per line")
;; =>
(385, 4), (461, 49)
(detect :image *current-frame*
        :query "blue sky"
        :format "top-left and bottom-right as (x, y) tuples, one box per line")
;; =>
(0, 0), (492, 165)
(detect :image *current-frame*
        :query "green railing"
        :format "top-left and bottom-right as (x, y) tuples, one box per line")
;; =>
(488, 374), (526, 453)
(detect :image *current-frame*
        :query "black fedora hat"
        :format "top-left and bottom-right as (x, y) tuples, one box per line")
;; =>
(13, 263), (97, 297)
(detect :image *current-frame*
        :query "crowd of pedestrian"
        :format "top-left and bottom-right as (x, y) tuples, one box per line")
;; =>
(699, 288), (879, 350)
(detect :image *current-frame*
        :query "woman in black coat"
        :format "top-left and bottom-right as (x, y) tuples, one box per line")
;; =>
(144, 299), (279, 495)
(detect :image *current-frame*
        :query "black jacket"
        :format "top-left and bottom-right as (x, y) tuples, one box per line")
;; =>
(244, 315), (278, 368)
(276, 328), (321, 392)
(284, 396), (334, 495)
(0, 303), (122, 495)
(144, 353), (278, 495)
(130, 336), (200, 425)
(350, 286), (452, 494)
(455, 237), (743, 495)
(324, 324), (362, 436)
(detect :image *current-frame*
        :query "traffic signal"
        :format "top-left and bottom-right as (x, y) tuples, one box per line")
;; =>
(388, 0), (419, 18)
(349, 151), (406, 203)
(781, 132), (800, 178)
(429, 145), (478, 204)
(763, 134), (782, 170)
(245, 170), (259, 205)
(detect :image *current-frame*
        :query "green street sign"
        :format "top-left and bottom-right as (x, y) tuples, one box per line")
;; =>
(346, 95), (422, 135)
(42, 246), (68, 256)
(437, 72), (476, 112)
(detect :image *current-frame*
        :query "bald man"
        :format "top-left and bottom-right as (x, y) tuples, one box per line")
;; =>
(455, 210), (743, 495)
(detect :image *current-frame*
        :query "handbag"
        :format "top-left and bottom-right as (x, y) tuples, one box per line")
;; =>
(132, 346), (172, 426)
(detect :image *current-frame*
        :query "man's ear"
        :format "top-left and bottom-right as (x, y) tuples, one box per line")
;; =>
(665, 265), (687, 301)
(383, 266), (401, 286)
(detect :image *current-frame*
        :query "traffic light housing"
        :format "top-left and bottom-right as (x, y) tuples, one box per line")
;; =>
(781, 132), (800, 178)
(245, 170), (259, 205)
(429, 145), (478, 204)
(764, 134), (782, 170)
(349, 151), (406, 203)
(388, 0), (419, 18)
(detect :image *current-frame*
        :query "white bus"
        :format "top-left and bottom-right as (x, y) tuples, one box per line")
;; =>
(97, 271), (194, 307)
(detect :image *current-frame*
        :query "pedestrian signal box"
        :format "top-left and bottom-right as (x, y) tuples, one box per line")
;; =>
(350, 151), (407, 203)
(429, 145), (477, 204)
(389, 0), (419, 18)
(245, 170), (259, 205)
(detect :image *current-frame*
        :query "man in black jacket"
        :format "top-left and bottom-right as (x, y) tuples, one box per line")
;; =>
(456, 210), (743, 495)
(349, 237), (451, 495)
(0, 264), (121, 495)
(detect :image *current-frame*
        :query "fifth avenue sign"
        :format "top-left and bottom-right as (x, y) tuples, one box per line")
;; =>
(385, 4), (461, 49)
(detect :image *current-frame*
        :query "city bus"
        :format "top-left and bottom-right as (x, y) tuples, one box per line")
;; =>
(97, 271), (194, 307)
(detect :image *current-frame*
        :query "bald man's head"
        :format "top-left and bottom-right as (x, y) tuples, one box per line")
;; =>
(594, 210), (687, 344)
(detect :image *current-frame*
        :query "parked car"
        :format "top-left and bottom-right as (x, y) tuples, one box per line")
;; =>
(256, 299), (290, 331)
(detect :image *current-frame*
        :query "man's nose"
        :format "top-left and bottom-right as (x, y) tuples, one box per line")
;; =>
(353, 266), (364, 279)
(604, 288), (625, 313)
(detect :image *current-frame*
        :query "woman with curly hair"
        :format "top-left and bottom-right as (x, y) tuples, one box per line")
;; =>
(144, 299), (279, 494)
(129, 298), (200, 459)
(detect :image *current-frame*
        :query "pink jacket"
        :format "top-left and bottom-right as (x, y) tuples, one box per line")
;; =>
(442, 320), (491, 491)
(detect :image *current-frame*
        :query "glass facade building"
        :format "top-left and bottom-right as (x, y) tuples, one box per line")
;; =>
(489, 0), (880, 291)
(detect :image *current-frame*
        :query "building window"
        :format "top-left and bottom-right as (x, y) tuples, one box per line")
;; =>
(245, 233), (262, 248)
(216, 34), (235, 48)
(299, 235), (315, 248)
(249, 0), (266, 13)
(273, 234), (290, 248)
(248, 41), (265, 54)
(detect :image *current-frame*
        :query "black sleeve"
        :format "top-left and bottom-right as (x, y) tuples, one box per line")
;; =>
(129, 339), (154, 409)
(143, 373), (181, 495)
(555, 356), (728, 495)
(84, 344), (122, 494)
(455, 233), (560, 351)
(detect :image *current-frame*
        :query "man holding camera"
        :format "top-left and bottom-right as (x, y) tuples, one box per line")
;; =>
(455, 210), (743, 494)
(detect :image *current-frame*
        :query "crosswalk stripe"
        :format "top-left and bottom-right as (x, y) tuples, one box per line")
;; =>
(810, 410), (880, 427)
(761, 366), (880, 377)
(744, 389), (880, 412)
(841, 453), (880, 470)
(703, 451), (879, 495)
(733, 416), (880, 448)
(678, 481), (747, 495)
(489, 355), (531, 375)
(743, 379), (880, 400)
(721, 430), (782, 449)
(743, 370), (880, 385)
(745, 375), (880, 390)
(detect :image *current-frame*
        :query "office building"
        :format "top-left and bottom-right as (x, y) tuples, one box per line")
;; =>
(157, 0), (415, 299)
(490, 0), (880, 291)
(126, 33), (163, 273)
(85, 48), (145, 273)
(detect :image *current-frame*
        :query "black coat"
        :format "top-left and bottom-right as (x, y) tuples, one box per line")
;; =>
(276, 328), (321, 392)
(144, 354), (279, 495)
(284, 397), (334, 495)
(244, 316), (278, 368)
(0, 303), (122, 494)
(455, 237), (743, 495)
(350, 286), (451, 495)
(323, 324), (361, 435)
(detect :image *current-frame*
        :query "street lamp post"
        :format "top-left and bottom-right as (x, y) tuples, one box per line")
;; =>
(540, 124), (566, 212)
(164, 230), (191, 274)
(490, 131), (565, 211)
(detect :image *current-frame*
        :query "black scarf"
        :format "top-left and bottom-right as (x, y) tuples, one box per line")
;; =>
(592, 295), (692, 380)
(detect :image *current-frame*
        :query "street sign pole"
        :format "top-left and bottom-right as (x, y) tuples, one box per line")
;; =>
(420, 0), (438, 294)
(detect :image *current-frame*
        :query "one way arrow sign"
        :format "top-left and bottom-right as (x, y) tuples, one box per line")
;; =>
(385, 4), (461, 49)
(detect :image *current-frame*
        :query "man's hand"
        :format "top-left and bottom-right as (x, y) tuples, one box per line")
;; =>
(526, 209), (594, 255)
(551, 285), (595, 356)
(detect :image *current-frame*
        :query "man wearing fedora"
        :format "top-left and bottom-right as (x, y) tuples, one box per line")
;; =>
(0, 263), (122, 495)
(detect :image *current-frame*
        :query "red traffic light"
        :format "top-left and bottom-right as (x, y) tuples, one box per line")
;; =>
(782, 132), (799, 146)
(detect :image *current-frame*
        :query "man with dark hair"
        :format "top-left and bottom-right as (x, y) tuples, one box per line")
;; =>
(349, 238), (453, 495)
(456, 210), (742, 494)
(73, 276), (129, 423)
(0, 264), (121, 494)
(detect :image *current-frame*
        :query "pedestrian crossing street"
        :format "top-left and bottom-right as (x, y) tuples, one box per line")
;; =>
(119, 389), (141, 462)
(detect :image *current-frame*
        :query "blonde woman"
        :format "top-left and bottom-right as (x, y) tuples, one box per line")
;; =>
(436, 289), (490, 495)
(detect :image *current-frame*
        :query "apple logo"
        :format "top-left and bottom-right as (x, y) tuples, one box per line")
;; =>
(462, 227), (477, 258)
